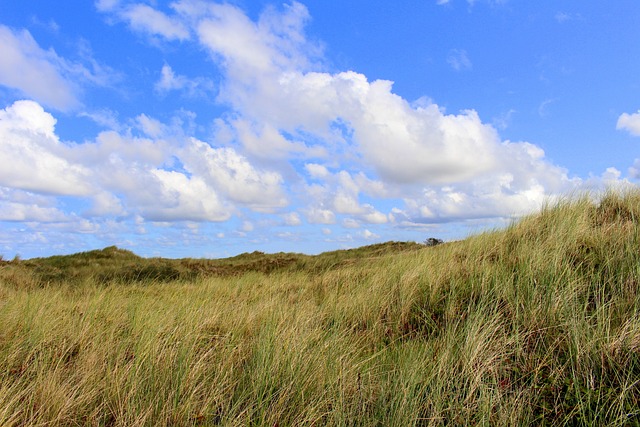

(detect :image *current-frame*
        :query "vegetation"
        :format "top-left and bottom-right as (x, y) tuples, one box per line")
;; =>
(1, 189), (639, 426)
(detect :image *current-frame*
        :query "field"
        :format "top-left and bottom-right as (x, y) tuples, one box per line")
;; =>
(1, 190), (640, 426)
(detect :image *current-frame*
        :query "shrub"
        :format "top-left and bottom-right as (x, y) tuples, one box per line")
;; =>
(424, 237), (444, 247)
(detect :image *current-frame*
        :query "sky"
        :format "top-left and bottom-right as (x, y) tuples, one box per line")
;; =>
(0, 0), (639, 259)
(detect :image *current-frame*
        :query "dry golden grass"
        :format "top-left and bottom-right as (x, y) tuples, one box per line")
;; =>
(1, 189), (639, 426)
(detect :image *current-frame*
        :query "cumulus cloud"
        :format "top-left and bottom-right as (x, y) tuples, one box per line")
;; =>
(180, 139), (287, 211)
(0, 99), (288, 223)
(0, 101), (93, 195)
(230, 119), (317, 160)
(3, 1), (602, 257)
(305, 207), (336, 224)
(617, 111), (640, 136)
(136, 114), (166, 138)
(283, 212), (302, 226)
(143, 169), (228, 221)
(161, 0), (580, 225)
(360, 229), (379, 240)
(0, 188), (70, 222)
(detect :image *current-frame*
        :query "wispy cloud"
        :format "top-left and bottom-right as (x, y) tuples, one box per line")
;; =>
(493, 109), (516, 130)
(98, 1), (190, 41)
(0, 25), (116, 111)
(555, 11), (582, 23)
(154, 64), (214, 97)
(447, 49), (472, 71)
(538, 98), (557, 117)
(0, 26), (82, 111)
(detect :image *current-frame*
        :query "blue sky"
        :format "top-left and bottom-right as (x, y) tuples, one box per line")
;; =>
(1, 0), (639, 259)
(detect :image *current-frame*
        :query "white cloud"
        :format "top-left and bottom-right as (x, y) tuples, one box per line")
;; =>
(180, 138), (287, 211)
(156, 64), (189, 92)
(360, 229), (379, 240)
(617, 111), (640, 136)
(154, 64), (213, 97)
(144, 170), (229, 221)
(283, 212), (302, 226)
(342, 218), (360, 229)
(3, 1), (604, 257)
(0, 26), (80, 110)
(0, 25), (115, 112)
(136, 114), (166, 138)
(197, 4), (284, 74)
(0, 101), (93, 195)
(232, 119), (314, 160)
(121, 4), (190, 41)
(179, 0), (580, 223)
(395, 141), (579, 224)
(361, 210), (389, 224)
(95, 0), (120, 12)
(86, 191), (125, 216)
(195, 1), (321, 93)
(305, 163), (330, 179)
(0, 188), (69, 222)
(305, 207), (336, 224)
(79, 109), (123, 131)
(0, 100), (291, 223)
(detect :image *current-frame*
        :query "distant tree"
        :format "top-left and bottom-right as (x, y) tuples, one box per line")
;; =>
(424, 237), (444, 247)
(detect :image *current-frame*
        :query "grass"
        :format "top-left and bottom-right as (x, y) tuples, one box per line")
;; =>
(1, 189), (639, 425)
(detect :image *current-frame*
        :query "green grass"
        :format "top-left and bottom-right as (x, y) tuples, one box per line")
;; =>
(1, 189), (639, 425)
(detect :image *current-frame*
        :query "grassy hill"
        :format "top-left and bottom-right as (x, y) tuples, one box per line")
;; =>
(1, 240), (425, 287)
(1, 189), (639, 426)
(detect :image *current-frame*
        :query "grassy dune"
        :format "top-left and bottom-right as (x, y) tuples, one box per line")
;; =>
(1, 190), (640, 426)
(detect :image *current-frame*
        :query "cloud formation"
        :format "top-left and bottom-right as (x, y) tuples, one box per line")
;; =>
(3, 0), (627, 258)
(0, 99), (286, 223)
(0, 25), (115, 112)
(0, 26), (82, 110)
(171, 1), (577, 225)
(447, 49), (472, 71)
(617, 111), (640, 136)
(0, 101), (92, 195)
(121, 4), (190, 40)
(2, 0), (574, 231)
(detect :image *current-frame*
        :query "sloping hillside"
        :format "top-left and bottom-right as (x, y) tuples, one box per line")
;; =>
(0, 241), (425, 287)
(0, 189), (639, 426)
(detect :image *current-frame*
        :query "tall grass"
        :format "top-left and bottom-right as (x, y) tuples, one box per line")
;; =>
(1, 189), (639, 425)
